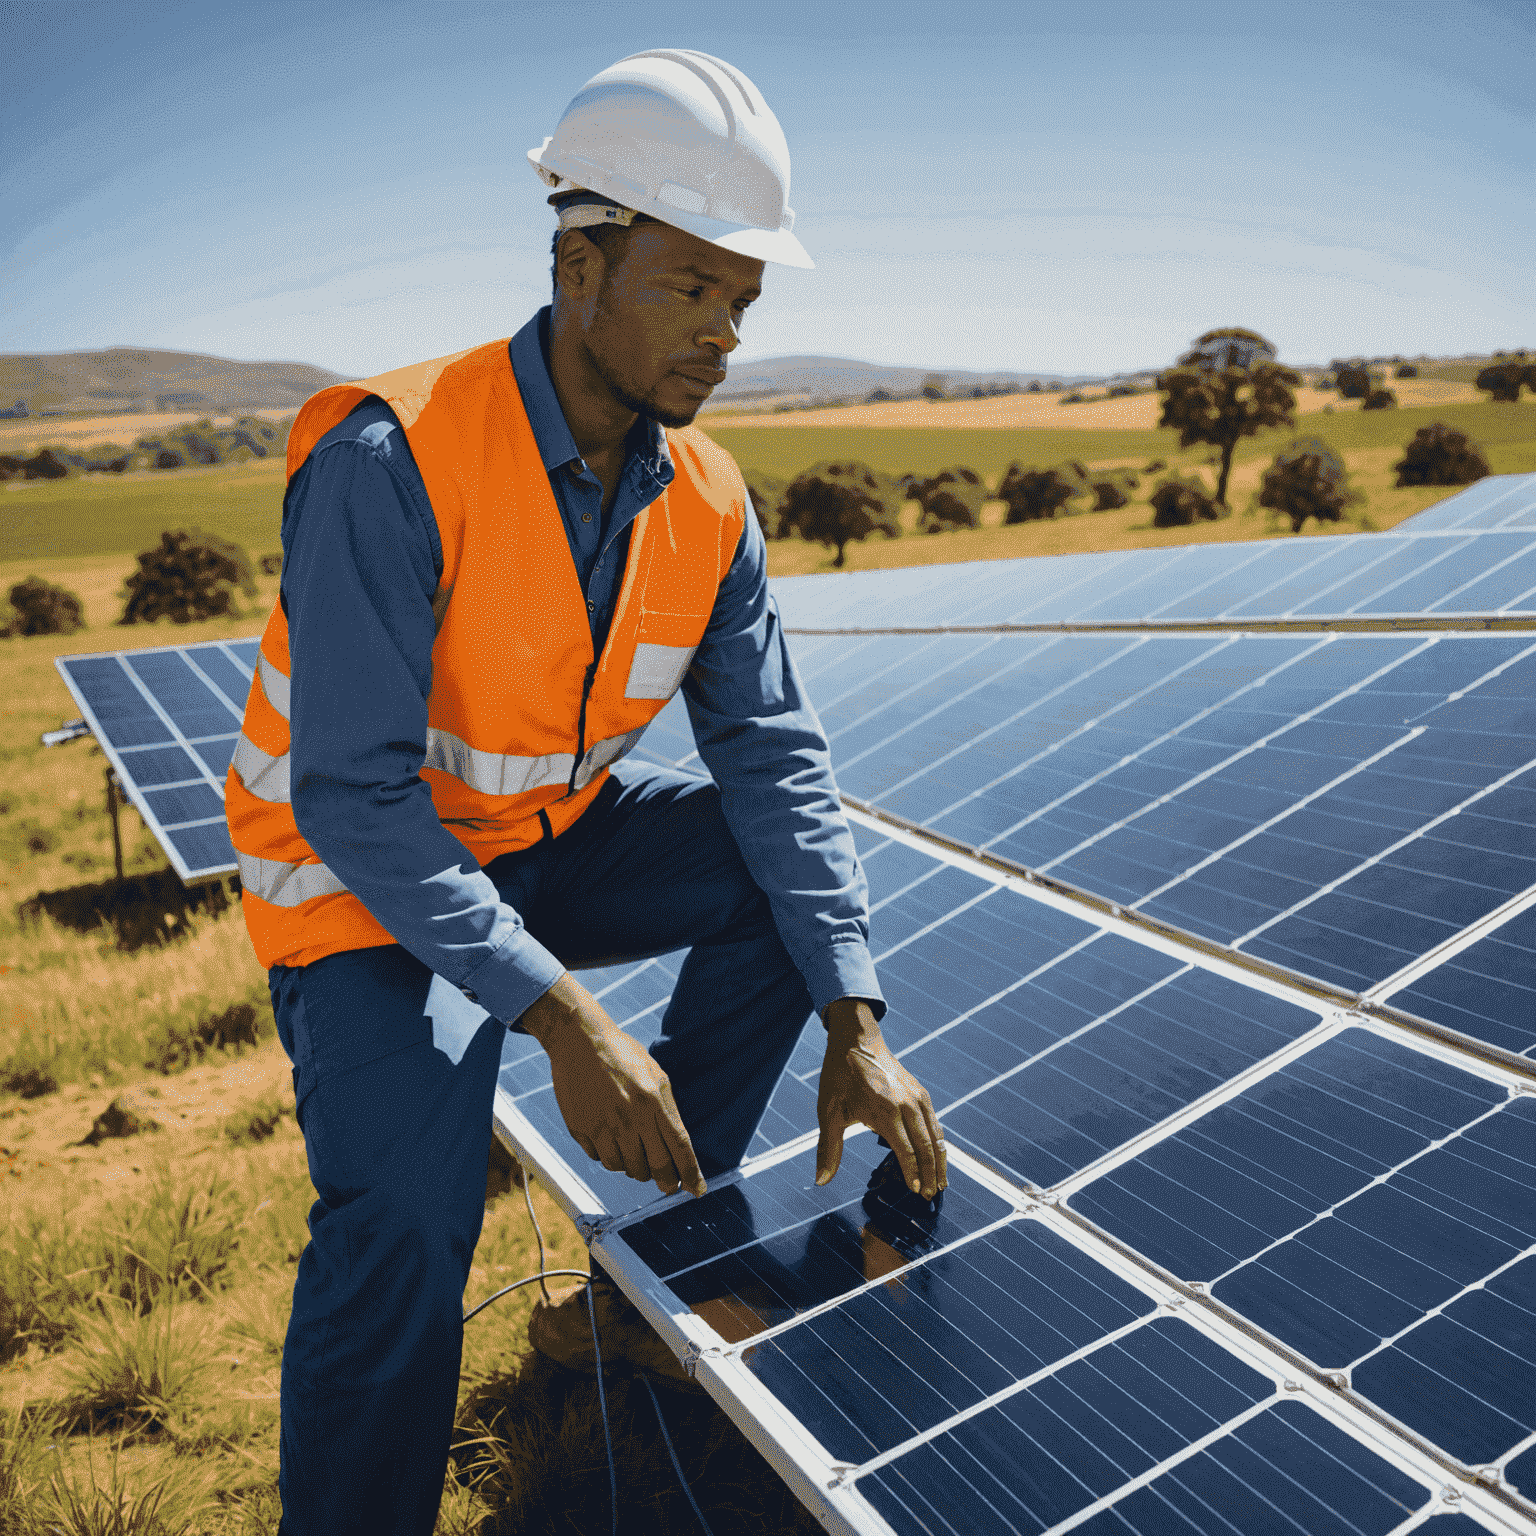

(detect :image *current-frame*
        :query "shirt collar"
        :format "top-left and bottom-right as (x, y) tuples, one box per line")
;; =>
(508, 307), (674, 486)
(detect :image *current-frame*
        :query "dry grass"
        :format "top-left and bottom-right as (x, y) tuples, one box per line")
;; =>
(0, 410), (294, 455)
(701, 377), (1487, 430)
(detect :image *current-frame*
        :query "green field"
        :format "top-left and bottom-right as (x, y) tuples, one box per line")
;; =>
(711, 398), (1536, 482)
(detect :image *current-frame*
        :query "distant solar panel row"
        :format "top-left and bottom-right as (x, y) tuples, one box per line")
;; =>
(770, 474), (1536, 631)
(55, 639), (258, 880)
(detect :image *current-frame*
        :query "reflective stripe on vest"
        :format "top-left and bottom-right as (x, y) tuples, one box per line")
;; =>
(236, 851), (348, 906)
(626, 643), (698, 701)
(259, 653), (291, 720)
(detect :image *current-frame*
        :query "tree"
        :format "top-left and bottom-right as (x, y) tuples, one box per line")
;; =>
(1087, 470), (1137, 510)
(1157, 328), (1300, 508)
(0, 575), (85, 637)
(1395, 363), (1418, 379)
(779, 461), (900, 568)
(865, 387), (892, 403)
(1361, 387), (1396, 410)
(920, 374), (948, 401)
(997, 462), (1091, 523)
(1149, 475), (1223, 527)
(1393, 424), (1491, 488)
(1258, 439), (1362, 533)
(744, 473), (790, 539)
(910, 466), (988, 532)
(1476, 361), (1534, 403)
(1027, 380), (1042, 393)
(119, 529), (258, 625)
(1333, 361), (1372, 399)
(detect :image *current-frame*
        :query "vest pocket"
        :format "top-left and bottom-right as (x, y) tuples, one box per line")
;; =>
(625, 642), (698, 701)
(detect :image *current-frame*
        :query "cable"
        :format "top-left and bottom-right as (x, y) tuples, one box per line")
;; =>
(586, 1278), (619, 1536)
(642, 1374), (716, 1536)
(461, 1268), (590, 1324)
(521, 1160), (553, 1303)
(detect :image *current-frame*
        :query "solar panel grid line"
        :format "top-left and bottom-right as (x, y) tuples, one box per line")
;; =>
(1333, 536), (1480, 617)
(1421, 541), (1536, 617)
(1340, 1238), (1536, 1390)
(179, 641), (255, 719)
(1135, 542), (1303, 623)
(786, 616), (1536, 638)
(1048, 1018), (1524, 1243)
(1228, 751), (1536, 953)
(951, 634), (1344, 864)
(1402, 477), (1536, 534)
(839, 633), (1238, 817)
(1025, 632), (1444, 876)
(1126, 725), (1429, 915)
(1365, 884), (1536, 1008)
(840, 798), (1368, 1008)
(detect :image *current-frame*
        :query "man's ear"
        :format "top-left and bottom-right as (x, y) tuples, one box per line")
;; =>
(555, 228), (601, 300)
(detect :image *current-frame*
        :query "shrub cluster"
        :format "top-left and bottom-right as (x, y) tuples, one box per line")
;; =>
(1393, 423), (1491, 487)
(118, 529), (258, 625)
(0, 576), (85, 638)
(1149, 475), (1223, 527)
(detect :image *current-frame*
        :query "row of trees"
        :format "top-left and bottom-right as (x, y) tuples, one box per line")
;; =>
(0, 416), (292, 481)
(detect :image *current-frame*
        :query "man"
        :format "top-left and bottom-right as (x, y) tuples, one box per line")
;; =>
(227, 49), (945, 1534)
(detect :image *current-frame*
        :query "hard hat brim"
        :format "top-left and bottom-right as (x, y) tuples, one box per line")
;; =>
(528, 145), (814, 270)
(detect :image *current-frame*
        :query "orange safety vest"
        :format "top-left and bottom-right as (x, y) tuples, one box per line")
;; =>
(227, 338), (746, 972)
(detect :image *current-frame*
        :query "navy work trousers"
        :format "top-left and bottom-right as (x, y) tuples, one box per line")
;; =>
(268, 762), (818, 1534)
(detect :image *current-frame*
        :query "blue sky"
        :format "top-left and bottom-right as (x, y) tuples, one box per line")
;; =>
(4, 0), (1532, 378)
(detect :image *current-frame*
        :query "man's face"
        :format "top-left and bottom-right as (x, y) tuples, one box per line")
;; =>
(575, 222), (765, 429)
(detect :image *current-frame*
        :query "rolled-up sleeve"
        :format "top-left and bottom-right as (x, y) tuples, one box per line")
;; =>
(281, 415), (565, 1026)
(680, 510), (886, 1021)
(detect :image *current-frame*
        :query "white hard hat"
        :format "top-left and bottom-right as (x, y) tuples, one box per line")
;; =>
(529, 49), (813, 270)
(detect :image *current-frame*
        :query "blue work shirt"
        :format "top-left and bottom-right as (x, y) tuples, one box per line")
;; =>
(277, 306), (885, 1032)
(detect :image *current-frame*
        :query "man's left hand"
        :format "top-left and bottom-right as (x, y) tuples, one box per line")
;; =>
(816, 998), (946, 1200)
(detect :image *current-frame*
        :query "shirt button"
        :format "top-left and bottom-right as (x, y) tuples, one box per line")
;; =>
(460, 987), (478, 1002)
(582, 512), (592, 523)
(587, 600), (596, 611)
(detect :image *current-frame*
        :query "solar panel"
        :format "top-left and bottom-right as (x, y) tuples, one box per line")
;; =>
(55, 639), (253, 881)
(770, 475), (1536, 629)
(55, 470), (1536, 1536)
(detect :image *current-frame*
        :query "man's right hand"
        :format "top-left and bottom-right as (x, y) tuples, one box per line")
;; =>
(521, 972), (707, 1199)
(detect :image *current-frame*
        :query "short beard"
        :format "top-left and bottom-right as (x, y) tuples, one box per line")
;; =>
(586, 277), (701, 430)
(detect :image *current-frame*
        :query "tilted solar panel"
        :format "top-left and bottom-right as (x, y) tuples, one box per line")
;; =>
(55, 639), (254, 881)
(1393, 473), (1536, 533)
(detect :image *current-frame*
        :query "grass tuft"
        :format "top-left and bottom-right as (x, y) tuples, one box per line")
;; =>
(57, 1280), (216, 1435)
(41, 1424), (225, 1534)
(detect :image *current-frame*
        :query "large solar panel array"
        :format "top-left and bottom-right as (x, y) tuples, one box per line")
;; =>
(55, 476), (1536, 1535)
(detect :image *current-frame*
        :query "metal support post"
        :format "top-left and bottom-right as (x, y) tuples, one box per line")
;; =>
(105, 765), (124, 882)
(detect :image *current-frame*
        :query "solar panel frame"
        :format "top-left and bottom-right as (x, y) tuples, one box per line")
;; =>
(54, 639), (255, 882)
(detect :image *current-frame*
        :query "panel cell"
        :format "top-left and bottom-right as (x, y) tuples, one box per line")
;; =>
(165, 820), (236, 875)
(1070, 1029), (1506, 1283)
(60, 656), (172, 748)
(1349, 1252), (1536, 1469)
(190, 736), (238, 778)
(938, 957), (1320, 1189)
(187, 645), (256, 710)
(1211, 1096), (1536, 1369)
(114, 744), (203, 787)
(127, 651), (244, 739)
(857, 1319), (1281, 1536)
(743, 1221), (1158, 1465)
(142, 783), (225, 826)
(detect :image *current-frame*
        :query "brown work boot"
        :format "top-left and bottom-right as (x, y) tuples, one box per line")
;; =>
(527, 1271), (703, 1392)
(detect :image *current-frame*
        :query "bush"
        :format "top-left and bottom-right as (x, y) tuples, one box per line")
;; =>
(258, 551), (283, 575)
(1476, 360), (1534, 403)
(1393, 423), (1491, 487)
(118, 528), (257, 625)
(0, 575), (85, 637)
(1027, 380), (1042, 393)
(1258, 438), (1362, 533)
(1106, 383), (1138, 398)
(1395, 363), (1418, 379)
(779, 460), (901, 567)
(1361, 387), (1396, 410)
(1334, 362), (1372, 399)
(909, 466), (988, 532)
(1060, 391), (1086, 405)
(1087, 472), (1137, 511)
(1150, 475), (1223, 527)
(997, 462), (1090, 523)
